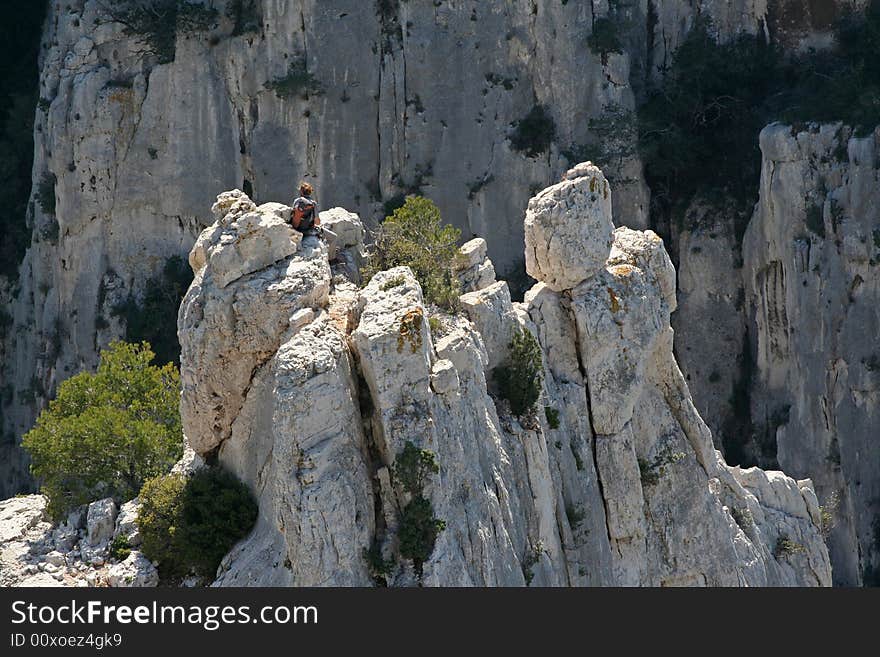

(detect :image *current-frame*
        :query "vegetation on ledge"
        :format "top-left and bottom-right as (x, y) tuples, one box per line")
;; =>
(21, 341), (183, 519)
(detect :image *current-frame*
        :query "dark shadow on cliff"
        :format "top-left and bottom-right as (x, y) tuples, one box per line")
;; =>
(0, 0), (48, 279)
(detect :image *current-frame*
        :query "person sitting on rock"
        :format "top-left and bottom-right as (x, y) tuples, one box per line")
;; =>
(291, 181), (320, 237)
(291, 181), (338, 258)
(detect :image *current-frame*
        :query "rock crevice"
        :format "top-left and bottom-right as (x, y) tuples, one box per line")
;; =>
(178, 169), (830, 587)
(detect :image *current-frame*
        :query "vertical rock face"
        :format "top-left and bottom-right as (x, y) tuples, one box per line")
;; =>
(742, 123), (880, 585)
(180, 177), (830, 587)
(671, 204), (749, 463)
(1, 0), (863, 579)
(5, 0), (789, 486)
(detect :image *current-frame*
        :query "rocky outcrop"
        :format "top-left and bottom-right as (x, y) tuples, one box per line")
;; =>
(181, 174), (830, 587)
(663, 121), (880, 587)
(2, 0), (867, 500)
(0, 494), (157, 587)
(740, 123), (880, 585)
(3, 0), (796, 487)
(524, 162), (614, 292)
(454, 238), (496, 294)
(2, 0), (864, 584)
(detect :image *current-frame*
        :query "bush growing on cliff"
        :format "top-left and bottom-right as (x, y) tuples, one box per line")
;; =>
(264, 58), (323, 99)
(0, 307), (11, 342)
(638, 4), (880, 240)
(773, 534), (805, 559)
(510, 105), (557, 157)
(109, 535), (132, 562)
(99, 0), (218, 64)
(398, 494), (446, 575)
(362, 195), (462, 310)
(21, 341), (183, 519)
(638, 17), (780, 234)
(776, 1), (880, 134)
(227, 0), (261, 36)
(138, 467), (258, 582)
(393, 441), (440, 494)
(638, 444), (686, 487)
(392, 441), (444, 576)
(587, 17), (624, 63)
(493, 329), (543, 417)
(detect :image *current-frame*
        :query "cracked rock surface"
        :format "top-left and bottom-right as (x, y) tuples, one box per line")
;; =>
(182, 180), (830, 587)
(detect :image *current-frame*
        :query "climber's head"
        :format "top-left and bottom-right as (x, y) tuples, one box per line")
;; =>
(299, 181), (314, 197)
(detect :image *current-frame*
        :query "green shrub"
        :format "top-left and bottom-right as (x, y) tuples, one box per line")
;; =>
(565, 504), (586, 529)
(264, 59), (323, 99)
(138, 467), (258, 581)
(21, 341), (183, 519)
(638, 444), (686, 487)
(587, 17), (623, 61)
(639, 4), (880, 242)
(638, 17), (781, 237)
(398, 494), (445, 575)
(773, 534), (805, 559)
(112, 255), (193, 367)
(510, 105), (556, 157)
(110, 535), (132, 562)
(864, 564), (880, 587)
(637, 458), (658, 486)
(563, 103), (637, 178)
(544, 406), (560, 429)
(819, 491), (840, 539)
(0, 307), (12, 342)
(101, 1), (218, 65)
(493, 329), (543, 417)
(730, 506), (755, 535)
(393, 441), (439, 495)
(778, 2), (880, 135)
(380, 275), (406, 291)
(227, 0), (261, 36)
(363, 543), (394, 585)
(136, 473), (185, 576)
(873, 514), (880, 552)
(485, 73), (516, 90)
(40, 215), (59, 243)
(362, 196), (462, 311)
(392, 441), (444, 576)
(382, 194), (407, 218)
(521, 541), (544, 586)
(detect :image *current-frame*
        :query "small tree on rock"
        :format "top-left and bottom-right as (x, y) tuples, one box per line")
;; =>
(138, 467), (258, 582)
(493, 329), (544, 417)
(362, 195), (462, 310)
(22, 341), (183, 519)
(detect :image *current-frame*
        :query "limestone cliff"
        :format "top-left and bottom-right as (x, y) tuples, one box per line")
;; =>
(0, 0), (869, 584)
(669, 123), (880, 586)
(179, 169), (830, 587)
(741, 123), (880, 585)
(0, 0), (802, 493)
